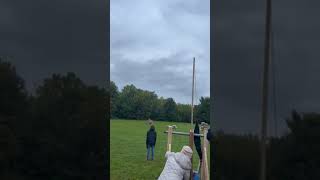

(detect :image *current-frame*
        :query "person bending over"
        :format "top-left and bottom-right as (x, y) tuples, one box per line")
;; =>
(158, 146), (193, 180)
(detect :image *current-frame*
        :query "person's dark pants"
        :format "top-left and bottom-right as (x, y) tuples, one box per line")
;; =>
(147, 145), (155, 160)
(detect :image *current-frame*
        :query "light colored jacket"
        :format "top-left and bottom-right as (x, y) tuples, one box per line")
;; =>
(158, 151), (192, 180)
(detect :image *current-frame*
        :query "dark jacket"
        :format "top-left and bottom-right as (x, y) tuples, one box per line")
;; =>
(146, 127), (157, 147)
(206, 128), (213, 142)
(194, 121), (202, 160)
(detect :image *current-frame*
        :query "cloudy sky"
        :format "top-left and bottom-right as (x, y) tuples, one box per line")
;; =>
(110, 0), (210, 104)
(212, 0), (320, 135)
(0, 0), (108, 92)
(2, 0), (320, 135)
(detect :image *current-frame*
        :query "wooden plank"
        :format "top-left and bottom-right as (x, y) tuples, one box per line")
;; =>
(164, 131), (204, 137)
(167, 126), (173, 152)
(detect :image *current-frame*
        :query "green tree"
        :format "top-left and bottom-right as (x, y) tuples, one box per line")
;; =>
(116, 84), (139, 119)
(0, 58), (27, 117)
(152, 97), (166, 121)
(116, 84), (158, 120)
(274, 110), (320, 180)
(0, 59), (26, 176)
(162, 98), (177, 121)
(23, 72), (108, 179)
(110, 81), (119, 118)
(176, 103), (191, 122)
(195, 97), (210, 123)
(138, 90), (158, 119)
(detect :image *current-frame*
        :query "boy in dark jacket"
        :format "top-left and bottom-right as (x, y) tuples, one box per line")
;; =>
(146, 125), (157, 160)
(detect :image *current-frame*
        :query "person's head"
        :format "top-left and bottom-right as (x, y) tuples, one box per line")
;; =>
(150, 125), (155, 131)
(180, 146), (193, 159)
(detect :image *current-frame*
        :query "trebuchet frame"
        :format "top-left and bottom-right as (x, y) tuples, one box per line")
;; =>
(164, 122), (210, 180)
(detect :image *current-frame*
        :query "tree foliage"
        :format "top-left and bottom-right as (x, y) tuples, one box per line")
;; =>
(4, 60), (320, 179)
(213, 110), (320, 180)
(0, 60), (108, 179)
(110, 81), (210, 123)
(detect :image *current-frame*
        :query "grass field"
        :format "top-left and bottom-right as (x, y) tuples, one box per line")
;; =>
(110, 119), (210, 180)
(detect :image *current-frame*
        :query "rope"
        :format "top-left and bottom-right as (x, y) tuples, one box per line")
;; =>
(194, 59), (197, 105)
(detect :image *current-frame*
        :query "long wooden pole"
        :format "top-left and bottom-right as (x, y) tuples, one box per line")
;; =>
(189, 58), (196, 180)
(260, 0), (272, 180)
(191, 57), (195, 128)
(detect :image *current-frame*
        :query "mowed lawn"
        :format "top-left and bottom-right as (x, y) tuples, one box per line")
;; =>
(110, 119), (210, 180)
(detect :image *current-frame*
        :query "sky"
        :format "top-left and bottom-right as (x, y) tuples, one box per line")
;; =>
(0, 0), (108, 92)
(2, 0), (320, 134)
(212, 0), (320, 135)
(110, 0), (210, 105)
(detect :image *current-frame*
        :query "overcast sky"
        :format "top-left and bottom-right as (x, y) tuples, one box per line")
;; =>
(0, 0), (108, 92)
(2, 0), (320, 134)
(110, 0), (210, 105)
(212, 0), (320, 135)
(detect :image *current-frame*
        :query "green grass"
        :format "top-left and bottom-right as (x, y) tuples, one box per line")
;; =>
(111, 119), (210, 180)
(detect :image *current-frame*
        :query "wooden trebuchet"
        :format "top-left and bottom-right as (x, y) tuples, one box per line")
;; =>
(164, 124), (210, 180)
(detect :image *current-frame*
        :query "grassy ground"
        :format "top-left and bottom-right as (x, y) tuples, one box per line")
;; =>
(110, 119), (210, 180)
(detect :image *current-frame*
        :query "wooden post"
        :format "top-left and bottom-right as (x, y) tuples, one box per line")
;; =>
(201, 128), (209, 180)
(189, 129), (194, 180)
(200, 123), (210, 180)
(167, 126), (173, 152)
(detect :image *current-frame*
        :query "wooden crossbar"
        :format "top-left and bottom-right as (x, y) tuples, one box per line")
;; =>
(164, 131), (204, 137)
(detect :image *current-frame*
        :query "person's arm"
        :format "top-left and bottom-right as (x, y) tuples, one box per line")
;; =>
(165, 151), (174, 159)
(146, 132), (149, 148)
(155, 131), (157, 145)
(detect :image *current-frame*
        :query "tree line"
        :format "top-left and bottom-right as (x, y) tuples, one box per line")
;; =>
(1, 58), (319, 179)
(0, 58), (108, 179)
(213, 110), (320, 180)
(110, 81), (210, 123)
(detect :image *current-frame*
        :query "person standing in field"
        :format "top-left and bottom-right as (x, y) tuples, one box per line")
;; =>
(146, 125), (157, 160)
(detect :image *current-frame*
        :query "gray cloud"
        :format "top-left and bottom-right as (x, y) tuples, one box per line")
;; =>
(111, 52), (209, 105)
(111, 0), (210, 104)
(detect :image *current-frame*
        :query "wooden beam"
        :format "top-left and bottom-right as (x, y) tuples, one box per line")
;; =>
(164, 131), (204, 137)
(167, 126), (173, 152)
